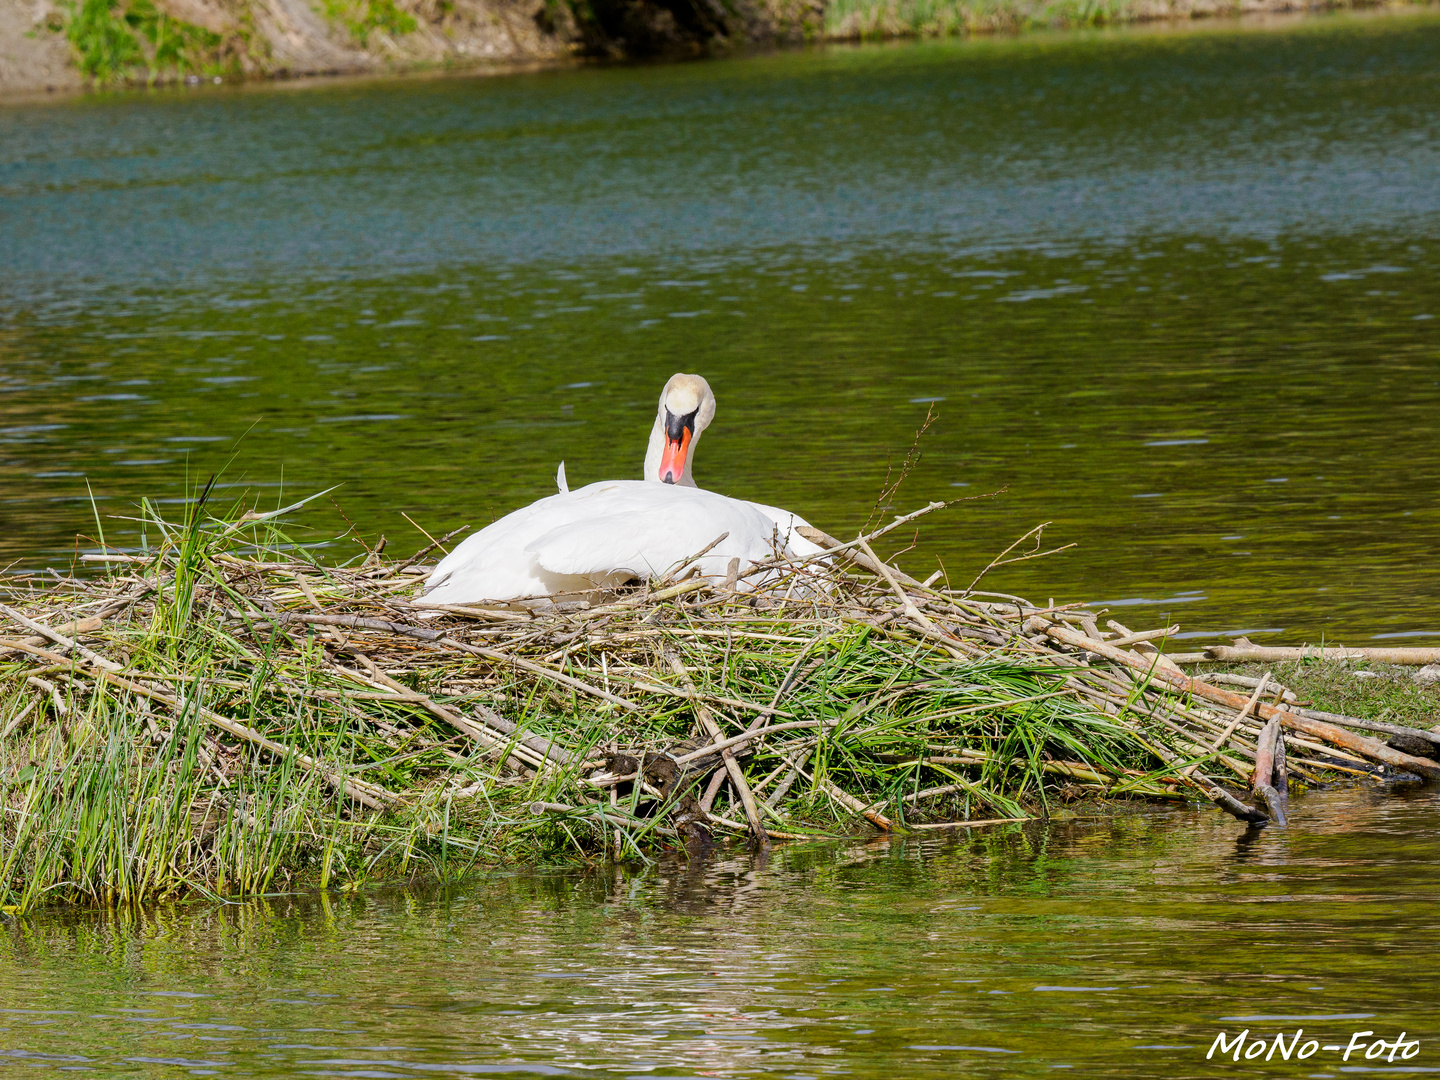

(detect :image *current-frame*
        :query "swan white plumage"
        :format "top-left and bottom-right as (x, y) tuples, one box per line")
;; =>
(423, 374), (823, 605)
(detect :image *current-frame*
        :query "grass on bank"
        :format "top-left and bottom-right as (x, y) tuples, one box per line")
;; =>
(821, 0), (1428, 40)
(0, 485), (1432, 914)
(54, 0), (243, 84)
(1196, 659), (1440, 731)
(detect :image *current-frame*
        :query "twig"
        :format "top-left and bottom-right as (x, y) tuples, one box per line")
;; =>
(668, 652), (766, 847)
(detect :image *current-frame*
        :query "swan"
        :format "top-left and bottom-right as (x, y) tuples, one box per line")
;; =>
(422, 374), (824, 605)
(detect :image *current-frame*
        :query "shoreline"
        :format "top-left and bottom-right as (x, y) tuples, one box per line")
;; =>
(1, 0), (1431, 105)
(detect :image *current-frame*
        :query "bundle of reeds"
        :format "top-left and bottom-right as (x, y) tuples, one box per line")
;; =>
(2, 490), (1436, 912)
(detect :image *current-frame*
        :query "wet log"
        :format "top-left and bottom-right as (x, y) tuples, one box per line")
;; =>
(1251, 718), (1287, 827)
(1294, 709), (1440, 751)
(1279, 714), (1440, 783)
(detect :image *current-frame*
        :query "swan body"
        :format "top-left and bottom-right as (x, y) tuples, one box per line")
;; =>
(425, 480), (820, 604)
(424, 374), (822, 606)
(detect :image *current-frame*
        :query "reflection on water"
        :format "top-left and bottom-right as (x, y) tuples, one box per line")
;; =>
(1, 11), (1439, 642)
(2, 786), (1438, 1076)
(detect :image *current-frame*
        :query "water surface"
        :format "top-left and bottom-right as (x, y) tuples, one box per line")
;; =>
(2, 10), (1438, 641)
(3, 786), (1437, 1076)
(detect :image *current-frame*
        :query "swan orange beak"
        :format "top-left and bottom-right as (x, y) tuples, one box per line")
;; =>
(659, 427), (691, 485)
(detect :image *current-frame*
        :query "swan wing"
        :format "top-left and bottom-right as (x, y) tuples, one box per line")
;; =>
(528, 484), (783, 581)
(423, 481), (814, 604)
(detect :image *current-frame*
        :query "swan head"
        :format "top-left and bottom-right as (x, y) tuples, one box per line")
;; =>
(644, 373), (715, 486)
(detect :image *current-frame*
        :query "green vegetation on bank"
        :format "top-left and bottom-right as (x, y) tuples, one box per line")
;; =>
(55, 0), (240, 83)
(1198, 659), (1440, 732)
(321, 0), (418, 48)
(821, 0), (1422, 39)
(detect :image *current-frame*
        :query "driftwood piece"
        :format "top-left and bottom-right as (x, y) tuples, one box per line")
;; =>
(1207, 644), (1440, 666)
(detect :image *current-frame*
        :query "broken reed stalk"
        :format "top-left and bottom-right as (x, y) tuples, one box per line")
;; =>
(0, 488), (1434, 913)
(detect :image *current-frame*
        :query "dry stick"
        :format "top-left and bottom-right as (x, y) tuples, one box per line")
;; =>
(667, 653), (766, 846)
(439, 638), (640, 711)
(699, 760), (730, 814)
(796, 536), (980, 660)
(704, 636), (832, 813)
(387, 524), (470, 578)
(575, 576), (710, 619)
(965, 521), (1075, 595)
(1104, 625), (1180, 649)
(795, 526), (927, 590)
(1207, 644), (1440, 665)
(1181, 673), (1270, 779)
(0, 637), (393, 808)
(867, 781), (977, 812)
(278, 611), (446, 640)
(911, 816), (1027, 831)
(859, 537), (935, 629)
(27, 675), (67, 718)
(660, 531), (730, 585)
(1204, 672), (1300, 703)
(1037, 620), (1440, 783)
(762, 746), (812, 808)
(466, 702), (574, 768)
(401, 598), (531, 621)
(0, 602), (122, 673)
(789, 759), (896, 831)
(855, 539), (979, 659)
(215, 486), (344, 539)
(336, 651), (550, 773)
(287, 571), (325, 613)
(1252, 717), (1288, 826)
(0, 694), (41, 739)
(669, 719), (840, 765)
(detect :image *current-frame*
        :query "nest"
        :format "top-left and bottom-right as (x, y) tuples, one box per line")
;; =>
(2, 492), (1436, 911)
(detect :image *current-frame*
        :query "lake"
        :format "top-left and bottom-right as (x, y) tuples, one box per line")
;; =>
(3, 16), (1440, 1071)
(3, 784), (1438, 1076)
(2, 9), (1438, 644)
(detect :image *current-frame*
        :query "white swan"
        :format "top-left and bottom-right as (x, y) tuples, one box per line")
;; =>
(423, 374), (824, 605)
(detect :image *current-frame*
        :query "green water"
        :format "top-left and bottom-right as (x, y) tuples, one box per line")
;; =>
(3, 786), (1438, 1077)
(2, 10), (1439, 643)
(4, 15), (1440, 1073)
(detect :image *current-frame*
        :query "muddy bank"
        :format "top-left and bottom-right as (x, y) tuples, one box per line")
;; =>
(0, 0), (1427, 100)
(0, 0), (820, 98)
